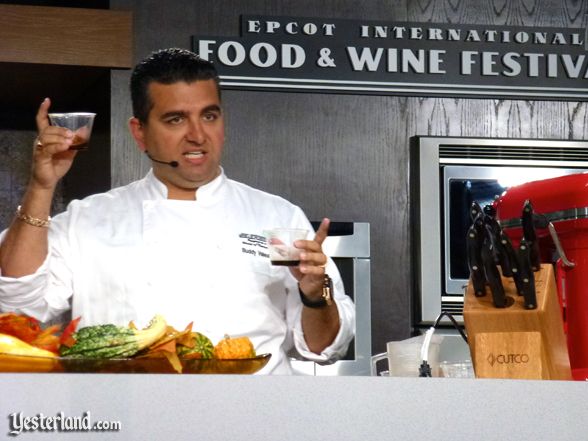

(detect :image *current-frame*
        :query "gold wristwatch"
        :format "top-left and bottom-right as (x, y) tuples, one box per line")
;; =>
(298, 275), (333, 308)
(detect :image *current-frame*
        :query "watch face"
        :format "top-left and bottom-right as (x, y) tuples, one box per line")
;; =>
(323, 274), (333, 306)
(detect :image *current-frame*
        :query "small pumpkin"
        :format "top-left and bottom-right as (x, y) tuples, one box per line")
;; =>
(213, 335), (256, 359)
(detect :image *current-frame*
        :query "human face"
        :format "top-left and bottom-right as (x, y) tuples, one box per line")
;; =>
(130, 79), (225, 200)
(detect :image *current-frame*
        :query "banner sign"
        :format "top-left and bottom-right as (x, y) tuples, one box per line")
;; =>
(192, 15), (588, 100)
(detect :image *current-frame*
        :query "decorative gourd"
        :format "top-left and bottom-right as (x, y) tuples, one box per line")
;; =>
(213, 335), (256, 359)
(59, 315), (167, 359)
(177, 332), (214, 359)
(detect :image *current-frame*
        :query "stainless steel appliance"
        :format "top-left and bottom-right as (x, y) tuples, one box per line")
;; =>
(291, 221), (371, 375)
(410, 136), (588, 327)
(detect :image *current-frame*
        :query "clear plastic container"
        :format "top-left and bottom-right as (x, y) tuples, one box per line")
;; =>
(440, 360), (475, 378)
(371, 334), (443, 377)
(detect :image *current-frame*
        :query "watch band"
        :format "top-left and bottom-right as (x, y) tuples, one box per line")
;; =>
(298, 275), (333, 308)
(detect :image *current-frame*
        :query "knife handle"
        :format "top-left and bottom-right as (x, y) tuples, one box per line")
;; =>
(483, 204), (497, 218)
(472, 211), (485, 241)
(466, 225), (486, 297)
(493, 228), (513, 277)
(499, 231), (525, 295)
(470, 202), (483, 223)
(481, 239), (507, 308)
(499, 231), (517, 275)
(522, 200), (537, 242)
(484, 206), (501, 239)
(529, 240), (542, 272)
(522, 200), (542, 272)
(482, 224), (500, 263)
(518, 238), (538, 310)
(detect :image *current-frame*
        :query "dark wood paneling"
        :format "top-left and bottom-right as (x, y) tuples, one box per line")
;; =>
(221, 91), (413, 343)
(111, 0), (588, 356)
(1, 63), (111, 125)
(110, 70), (142, 188)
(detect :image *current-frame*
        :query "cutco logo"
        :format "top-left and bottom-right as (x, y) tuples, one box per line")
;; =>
(487, 353), (530, 367)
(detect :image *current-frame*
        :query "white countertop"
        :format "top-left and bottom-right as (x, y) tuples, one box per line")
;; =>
(0, 374), (585, 440)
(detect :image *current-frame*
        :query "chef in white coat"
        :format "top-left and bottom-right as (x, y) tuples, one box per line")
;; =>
(0, 48), (355, 374)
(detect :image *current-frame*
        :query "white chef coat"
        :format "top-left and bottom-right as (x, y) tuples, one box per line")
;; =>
(0, 169), (355, 374)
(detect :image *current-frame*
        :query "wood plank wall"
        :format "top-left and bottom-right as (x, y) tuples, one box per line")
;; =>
(111, 0), (588, 355)
(0, 5), (132, 67)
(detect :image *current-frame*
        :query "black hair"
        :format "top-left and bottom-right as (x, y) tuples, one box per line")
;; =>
(130, 48), (220, 123)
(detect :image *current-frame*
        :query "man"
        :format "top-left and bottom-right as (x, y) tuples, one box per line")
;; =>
(0, 48), (355, 374)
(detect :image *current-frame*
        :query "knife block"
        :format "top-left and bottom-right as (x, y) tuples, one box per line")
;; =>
(463, 264), (571, 380)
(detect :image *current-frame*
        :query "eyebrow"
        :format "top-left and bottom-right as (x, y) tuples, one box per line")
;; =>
(202, 104), (222, 114)
(160, 110), (187, 120)
(160, 105), (222, 120)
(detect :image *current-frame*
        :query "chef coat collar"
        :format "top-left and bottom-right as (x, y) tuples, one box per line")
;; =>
(144, 167), (227, 203)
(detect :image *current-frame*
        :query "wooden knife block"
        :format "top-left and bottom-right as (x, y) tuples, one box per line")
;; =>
(463, 264), (571, 380)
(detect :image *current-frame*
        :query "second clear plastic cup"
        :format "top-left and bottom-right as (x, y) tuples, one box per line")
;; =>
(265, 228), (309, 266)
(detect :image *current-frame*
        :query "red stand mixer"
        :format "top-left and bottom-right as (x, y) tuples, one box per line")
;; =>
(494, 172), (588, 381)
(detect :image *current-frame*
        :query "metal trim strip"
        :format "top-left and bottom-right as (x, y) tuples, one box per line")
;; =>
(499, 207), (588, 228)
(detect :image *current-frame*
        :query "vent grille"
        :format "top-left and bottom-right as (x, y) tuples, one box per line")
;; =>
(441, 301), (464, 317)
(439, 144), (588, 163)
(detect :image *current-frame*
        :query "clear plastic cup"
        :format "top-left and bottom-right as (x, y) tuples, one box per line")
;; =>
(48, 112), (96, 150)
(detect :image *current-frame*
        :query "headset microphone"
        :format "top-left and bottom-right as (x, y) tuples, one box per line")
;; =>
(145, 151), (179, 168)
